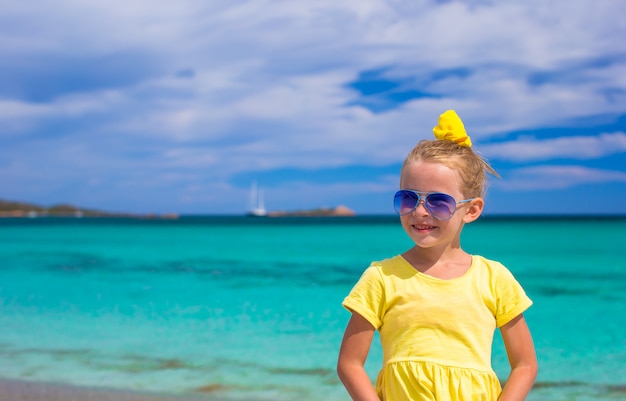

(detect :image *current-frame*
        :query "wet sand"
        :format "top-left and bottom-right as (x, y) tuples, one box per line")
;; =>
(0, 378), (229, 401)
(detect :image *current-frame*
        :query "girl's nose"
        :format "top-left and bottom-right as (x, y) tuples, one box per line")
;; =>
(412, 199), (429, 216)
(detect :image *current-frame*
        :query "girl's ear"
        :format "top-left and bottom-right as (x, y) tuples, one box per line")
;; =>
(463, 197), (484, 223)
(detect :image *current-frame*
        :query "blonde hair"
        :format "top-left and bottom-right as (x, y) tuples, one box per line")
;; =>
(401, 139), (500, 199)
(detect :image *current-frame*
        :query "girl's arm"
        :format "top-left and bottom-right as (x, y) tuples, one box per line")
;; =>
(498, 314), (538, 401)
(337, 312), (380, 401)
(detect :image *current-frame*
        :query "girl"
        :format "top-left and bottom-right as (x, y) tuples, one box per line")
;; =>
(337, 110), (537, 401)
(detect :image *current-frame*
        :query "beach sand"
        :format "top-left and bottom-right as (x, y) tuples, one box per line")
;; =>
(0, 378), (231, 401)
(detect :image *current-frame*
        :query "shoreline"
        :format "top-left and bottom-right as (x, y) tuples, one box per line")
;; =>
(0, 378), (238, 401)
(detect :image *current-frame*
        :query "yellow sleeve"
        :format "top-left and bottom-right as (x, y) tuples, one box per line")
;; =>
(342, 264), (386, 329)
(493, 263), (533, 328)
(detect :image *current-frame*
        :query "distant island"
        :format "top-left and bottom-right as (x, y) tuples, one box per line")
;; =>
(0, 199), (178, 219)
(0, 199), (355, 218)
(245, 182), (355, 217)
(266, 205), (355, 217)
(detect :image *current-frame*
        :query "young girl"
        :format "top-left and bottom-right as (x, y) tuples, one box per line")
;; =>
(337, 110), (537, 401)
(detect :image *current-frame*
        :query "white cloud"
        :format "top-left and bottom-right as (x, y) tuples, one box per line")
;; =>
(498, 165), (626, 190)
(481, 132), (626, 161)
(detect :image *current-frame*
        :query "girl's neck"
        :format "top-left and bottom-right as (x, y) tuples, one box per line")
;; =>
(402, 246), (472, 280)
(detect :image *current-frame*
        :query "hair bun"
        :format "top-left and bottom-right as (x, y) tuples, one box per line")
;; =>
(432, 110), (472, 147)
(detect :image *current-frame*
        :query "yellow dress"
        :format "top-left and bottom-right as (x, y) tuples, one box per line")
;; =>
(343, 255), (532, 401)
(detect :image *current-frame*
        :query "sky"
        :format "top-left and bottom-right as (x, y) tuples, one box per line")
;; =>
(1, 0), (625, 216)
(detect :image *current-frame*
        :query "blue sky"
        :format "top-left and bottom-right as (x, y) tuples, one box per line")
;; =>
(1, 1), (625, 216)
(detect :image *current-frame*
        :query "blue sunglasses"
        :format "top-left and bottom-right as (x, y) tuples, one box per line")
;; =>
(393, 190), (474, 220)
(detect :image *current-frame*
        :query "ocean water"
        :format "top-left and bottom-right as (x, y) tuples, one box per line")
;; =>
(0, 216), (624, 401)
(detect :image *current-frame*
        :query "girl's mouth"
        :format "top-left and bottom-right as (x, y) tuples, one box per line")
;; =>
(413, 224), (436, 231)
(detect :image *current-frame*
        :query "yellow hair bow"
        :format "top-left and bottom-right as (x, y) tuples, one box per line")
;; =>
(432, 110), (472, 147)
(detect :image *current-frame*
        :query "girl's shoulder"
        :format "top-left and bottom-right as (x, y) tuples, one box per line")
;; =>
(471, 255), (528, 293)
(471, 254), (513, 276)
(471, 256), (532, 326)
(368, 255), (415, 276)
(370, 254), (406, 267)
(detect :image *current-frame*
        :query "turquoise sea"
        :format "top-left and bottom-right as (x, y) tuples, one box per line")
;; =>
(0, 216), (625, 401)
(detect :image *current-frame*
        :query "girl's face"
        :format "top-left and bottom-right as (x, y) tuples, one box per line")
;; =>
(399, 160), (481, 249)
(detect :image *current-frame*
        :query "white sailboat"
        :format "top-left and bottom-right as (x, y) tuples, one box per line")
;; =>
(247, 181), (267, 217)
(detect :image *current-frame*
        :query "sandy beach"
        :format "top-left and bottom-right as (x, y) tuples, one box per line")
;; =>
(0, 378), (232, 401)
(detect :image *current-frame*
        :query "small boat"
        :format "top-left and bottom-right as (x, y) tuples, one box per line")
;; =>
(246, 182), (267, 217)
